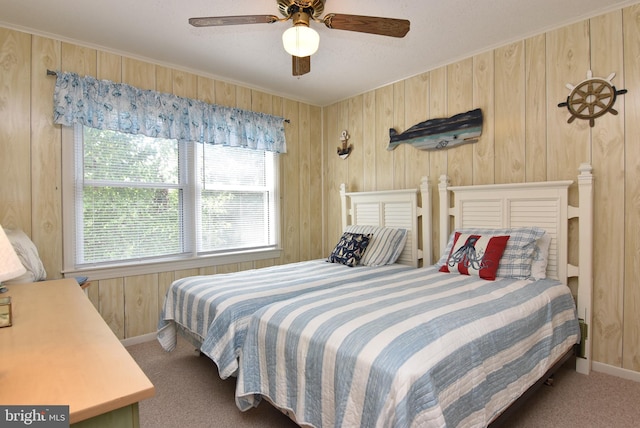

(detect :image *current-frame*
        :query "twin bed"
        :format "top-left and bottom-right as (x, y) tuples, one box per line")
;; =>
(157, 180), (430, 379)
(158, 165), (593, 427)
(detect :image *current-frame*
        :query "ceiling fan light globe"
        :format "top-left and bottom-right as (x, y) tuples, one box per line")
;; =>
(282, 26), (319, 57)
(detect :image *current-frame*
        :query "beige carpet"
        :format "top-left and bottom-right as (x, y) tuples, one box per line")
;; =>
(127, 336), (640, 427)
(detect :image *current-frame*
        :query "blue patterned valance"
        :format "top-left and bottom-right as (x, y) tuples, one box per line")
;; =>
(52, 71), (287, 153)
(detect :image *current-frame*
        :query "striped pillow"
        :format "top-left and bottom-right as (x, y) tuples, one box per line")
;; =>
(345, 225), (408, 266)
(436, 226), (546, 279)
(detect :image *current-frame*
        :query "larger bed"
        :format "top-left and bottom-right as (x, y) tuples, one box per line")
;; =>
(157, 180), (431, 379)
(235, 165), (594, 427)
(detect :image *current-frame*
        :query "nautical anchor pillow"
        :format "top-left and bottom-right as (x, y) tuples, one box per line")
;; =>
(439, 233), (510, 280)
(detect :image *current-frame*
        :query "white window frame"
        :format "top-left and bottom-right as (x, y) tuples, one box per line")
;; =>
(61, 126), (282, 280)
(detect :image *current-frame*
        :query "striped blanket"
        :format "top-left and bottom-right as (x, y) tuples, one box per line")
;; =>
(157, 259), (412, 379)
(235, 266), (580, 427)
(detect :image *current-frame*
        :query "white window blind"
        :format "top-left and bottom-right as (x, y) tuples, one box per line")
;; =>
(198, 144), (277, 253)
(69, 125), (278, 268)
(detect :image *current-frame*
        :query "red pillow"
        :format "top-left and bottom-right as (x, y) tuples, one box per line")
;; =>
(439, 233), (510, 280)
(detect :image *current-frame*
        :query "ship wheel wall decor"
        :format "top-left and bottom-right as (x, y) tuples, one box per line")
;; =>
(558, 70), (627, 127)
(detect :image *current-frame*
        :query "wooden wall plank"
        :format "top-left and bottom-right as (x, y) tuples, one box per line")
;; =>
(175, 268), (200, 279)
(446, 58), (474, 186)
(98, 278), (125, 339)
(173, 70), (197, 99)
(214, 264), (238, 274)
(393, 80), (406, 189)
(155, 66), (173, 94)
(323, 104), (340, 248)
(251, 90), (273, 114)
(309, 105), (323, 258)
(299, 103), (311, 261)
(525, 34), (548, 182)
(31, 36), (62, 279)
(375, 85), (394, 190)
(122, 57), (155, 90)
(495, 41), (525, 184)
(282, 99), (300, 264)
(472, 51), (495, 185)
(124, 274), (159, 338)
(97, 51), (121, 82)
(236, 86), (251, 110)
(215, 81), (236, 107)
(403, 72), (430, 188)
(590, 10), (626, 369)
(623, 4), (640, 371)
(197, 76), (216, 104)
(61, 42), (97, 77)
(347, 94), (364, 193)
(157, 271), (174, 317)
(429, 67), (448, 262)
(546, 22), (592, 184)
(362, 91), (376, 192)
(0, 29), (32, 231)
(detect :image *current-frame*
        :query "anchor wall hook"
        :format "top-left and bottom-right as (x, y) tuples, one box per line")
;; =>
(337, 130), (352, 159)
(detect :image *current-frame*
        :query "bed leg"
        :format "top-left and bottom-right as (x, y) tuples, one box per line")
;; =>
(544, 375), (554, 387)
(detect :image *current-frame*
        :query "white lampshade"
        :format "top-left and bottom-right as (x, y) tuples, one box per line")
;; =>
(282, 25), (320, 57)
(0, 227), (26, 283)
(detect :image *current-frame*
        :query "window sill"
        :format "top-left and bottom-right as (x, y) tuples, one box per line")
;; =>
(62, 248), (283, 281)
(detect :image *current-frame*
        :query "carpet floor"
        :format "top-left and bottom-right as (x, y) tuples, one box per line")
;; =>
(127, 336), (640, 427)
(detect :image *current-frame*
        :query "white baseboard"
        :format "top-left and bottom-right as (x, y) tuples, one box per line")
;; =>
(592, 361), (640, 383)
(121, 332), (156, 347)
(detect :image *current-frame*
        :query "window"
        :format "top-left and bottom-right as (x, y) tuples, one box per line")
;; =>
(63, 125), (279, 273)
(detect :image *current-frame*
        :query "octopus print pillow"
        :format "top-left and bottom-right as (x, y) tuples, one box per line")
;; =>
(439, 233), (510, 280)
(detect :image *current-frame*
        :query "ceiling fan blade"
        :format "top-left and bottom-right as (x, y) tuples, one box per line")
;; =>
(323, 14), (410, 38)
(189, 15), (279, 27)
(292, 56), (311, 76)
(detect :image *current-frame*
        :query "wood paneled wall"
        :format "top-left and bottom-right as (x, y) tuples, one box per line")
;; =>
(321, 6), (640, 373)
(0, 28), (322, 340)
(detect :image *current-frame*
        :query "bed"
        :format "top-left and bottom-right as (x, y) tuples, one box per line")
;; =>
(157, 180), (431, 379)
(235, 164), (594, 427)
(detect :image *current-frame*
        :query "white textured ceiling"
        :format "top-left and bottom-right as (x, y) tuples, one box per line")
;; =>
(0, 0), (636, 106)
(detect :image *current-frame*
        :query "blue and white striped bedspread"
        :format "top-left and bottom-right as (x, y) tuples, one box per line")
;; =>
(235, 266), (580, 428)
(157, 259), (412, 379)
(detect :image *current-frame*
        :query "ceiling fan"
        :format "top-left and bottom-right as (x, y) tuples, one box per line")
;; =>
(189, 0), (410, 76)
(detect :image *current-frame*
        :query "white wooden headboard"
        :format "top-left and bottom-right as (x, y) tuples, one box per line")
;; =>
(340, 178), (431, 268)
(438, 164), (594, 375)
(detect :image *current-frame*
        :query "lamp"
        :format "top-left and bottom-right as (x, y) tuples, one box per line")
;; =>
(0, 226), (26, 292)
(282, 11), (319, 58)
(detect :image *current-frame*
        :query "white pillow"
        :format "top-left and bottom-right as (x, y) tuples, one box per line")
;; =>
(2, 228), (47, 284)
(530, 233), (552, 280)
(345, 225), (408, 266)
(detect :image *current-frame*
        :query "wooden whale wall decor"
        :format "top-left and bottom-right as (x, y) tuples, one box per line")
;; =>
(387, 108), (483, 151)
